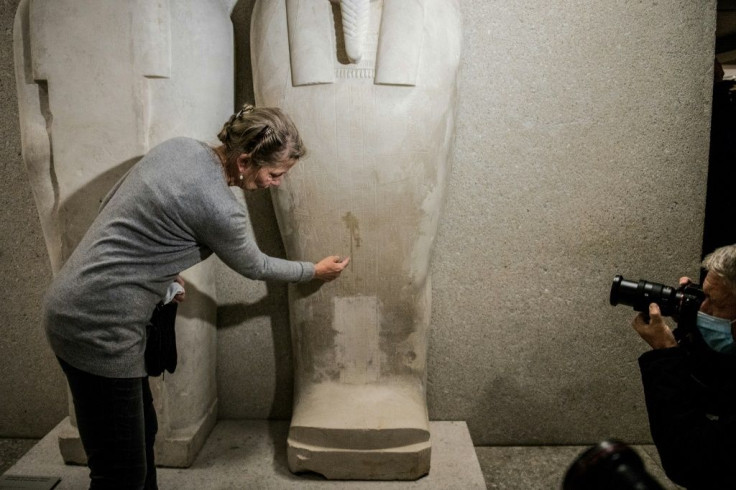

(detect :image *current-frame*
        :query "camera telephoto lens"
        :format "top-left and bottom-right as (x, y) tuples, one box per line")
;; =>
(610, 274), (704, 339)
(610, 275), (640, 308)
(610, 275), (680, 316)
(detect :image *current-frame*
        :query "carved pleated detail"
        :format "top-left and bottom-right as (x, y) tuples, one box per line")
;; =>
(340, 0), (370, 63)
(336, 67), (375, 79)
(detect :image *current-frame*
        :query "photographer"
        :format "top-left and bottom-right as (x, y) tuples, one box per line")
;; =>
(632, 244), (736, 489)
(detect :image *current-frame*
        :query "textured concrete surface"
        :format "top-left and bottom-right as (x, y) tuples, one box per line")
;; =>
(1, 421), (485, 489)
(427, 0), (715, 445)
(0, 0), (717, 450)
(0, 438), (36, 475)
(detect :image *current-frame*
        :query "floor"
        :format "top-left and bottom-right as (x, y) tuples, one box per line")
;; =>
(0, 438), (36, 475)
(1, 434), (683, 489)
(475, 445), (683, 489)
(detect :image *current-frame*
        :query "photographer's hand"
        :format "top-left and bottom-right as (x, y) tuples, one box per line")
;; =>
(679, 276), (693, 287)
(632, 303), (677, 350)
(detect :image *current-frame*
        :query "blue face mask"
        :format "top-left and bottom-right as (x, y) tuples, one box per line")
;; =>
(696, 311), (736, 354)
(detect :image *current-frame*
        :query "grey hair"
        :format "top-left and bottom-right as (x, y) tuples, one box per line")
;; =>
(702, 244), (736, 291)
(217, 104), (305, 167)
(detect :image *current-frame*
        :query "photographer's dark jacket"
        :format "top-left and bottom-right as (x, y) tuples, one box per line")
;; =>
(639, 345), (736, 489)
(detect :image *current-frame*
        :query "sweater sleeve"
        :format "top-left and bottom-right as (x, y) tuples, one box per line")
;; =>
(638, 347), (736, 488)
(191, 187), (314, 283)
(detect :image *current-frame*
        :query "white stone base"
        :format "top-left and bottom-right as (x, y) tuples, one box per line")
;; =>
(56, 397), (218, 468)
(287, 381), (432, 480)
(288, 438), (431, 480)
(7, 420), (485, 489)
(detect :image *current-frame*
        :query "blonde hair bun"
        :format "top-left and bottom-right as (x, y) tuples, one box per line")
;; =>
(217, 104), (305, 167)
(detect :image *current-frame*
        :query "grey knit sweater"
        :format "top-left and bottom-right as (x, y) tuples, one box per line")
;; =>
(44, 137), (314, 378)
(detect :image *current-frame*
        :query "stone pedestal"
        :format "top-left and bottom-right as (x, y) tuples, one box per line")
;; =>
(6, 420), (487, 489)
(287, 382), (431, 479)
(251, 0), (462, 479)
(13, 0), (234, 467)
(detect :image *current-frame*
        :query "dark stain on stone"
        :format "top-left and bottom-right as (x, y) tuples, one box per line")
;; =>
(342, 211), (361, 258)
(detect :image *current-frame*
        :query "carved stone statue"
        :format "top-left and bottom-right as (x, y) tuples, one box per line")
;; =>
(14, 0), (462, 478)
(13, 0), (237, 467)
(251, 0), (462, 479)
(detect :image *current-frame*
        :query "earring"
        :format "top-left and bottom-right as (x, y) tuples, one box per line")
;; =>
(239, 173), (244, 182)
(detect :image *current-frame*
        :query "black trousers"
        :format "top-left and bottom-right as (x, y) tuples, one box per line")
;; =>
(58, 357), (158, 490)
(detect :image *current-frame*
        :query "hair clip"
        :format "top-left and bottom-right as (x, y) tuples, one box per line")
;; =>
(234, 104), (255, 120)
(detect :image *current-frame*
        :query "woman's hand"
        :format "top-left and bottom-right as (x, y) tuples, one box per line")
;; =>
(172, 275), (186, 303)
(314, 256), (350, 282)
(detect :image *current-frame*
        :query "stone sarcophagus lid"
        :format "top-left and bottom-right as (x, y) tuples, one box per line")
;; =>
(13, 0), (237, 468)
(251, 0), (462, 480)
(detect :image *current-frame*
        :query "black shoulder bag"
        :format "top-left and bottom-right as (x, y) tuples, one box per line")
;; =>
(145, 301), (178, 377)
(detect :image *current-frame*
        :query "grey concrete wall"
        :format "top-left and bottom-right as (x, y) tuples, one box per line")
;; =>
(431, 0), (715, 445)
(0, 0), (716, 445)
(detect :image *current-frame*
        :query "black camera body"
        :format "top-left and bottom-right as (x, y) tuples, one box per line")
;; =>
(610, 275), (704, 333)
